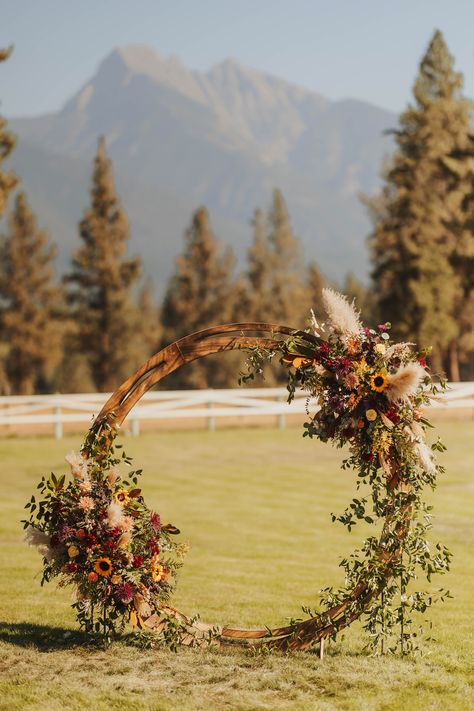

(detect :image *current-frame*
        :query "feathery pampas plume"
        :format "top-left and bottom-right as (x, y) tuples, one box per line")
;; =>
(24, 526), (55, 562)
(385, 362), (426, 403)
(107, 501), (124, 528)
(322, 288), (362, 338)
(65, 450), (90, 480)
(414, 440), (436, 475)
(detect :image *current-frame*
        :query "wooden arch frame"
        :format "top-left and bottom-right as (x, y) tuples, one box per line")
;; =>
(86, 323), (411, 651)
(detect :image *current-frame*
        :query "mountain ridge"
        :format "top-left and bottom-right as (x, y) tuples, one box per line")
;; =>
(8, 45), (397, 286)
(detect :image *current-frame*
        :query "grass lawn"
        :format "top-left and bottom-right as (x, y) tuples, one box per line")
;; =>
(0, 420), (472, 710)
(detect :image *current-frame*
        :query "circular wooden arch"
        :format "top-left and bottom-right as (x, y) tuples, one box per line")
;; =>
(87, 323), (412, 651)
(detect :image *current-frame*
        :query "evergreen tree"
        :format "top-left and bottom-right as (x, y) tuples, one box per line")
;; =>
(367, 31), (474, 379)
(0, 192), (64, 394)
(305, 261), (326, 324)
(65, 137), (142, 392)
(0, 47), (18, 217)
(241, 190), (305, 326)
(342, 272), (374, 326)
(161, 206), (237, 388)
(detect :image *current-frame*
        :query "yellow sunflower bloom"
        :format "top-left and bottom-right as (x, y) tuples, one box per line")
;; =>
(94, 557), (113, 577)
(370, 372), (388, 393)
(114, 489), (130, 506)
(151, 564), (167, 583)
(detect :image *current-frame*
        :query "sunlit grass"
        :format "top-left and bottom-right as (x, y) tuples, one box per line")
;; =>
(0, 421), (472, 710)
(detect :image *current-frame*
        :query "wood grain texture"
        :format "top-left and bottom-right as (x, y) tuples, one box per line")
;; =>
(85, 322), (412, 651)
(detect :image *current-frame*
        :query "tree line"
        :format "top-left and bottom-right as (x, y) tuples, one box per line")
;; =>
(0, 31), (473, 395)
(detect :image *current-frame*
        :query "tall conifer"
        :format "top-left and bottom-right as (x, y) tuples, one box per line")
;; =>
(0, 47), (18, 217)
(65, 137), (142, 391)
(242, 190), (305, 326)
(161, 206), (237, 388)
(367, 31), (474, 378)
(0, 193), (64, 394)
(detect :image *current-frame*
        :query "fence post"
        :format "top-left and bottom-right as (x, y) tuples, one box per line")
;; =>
(54, 399), (63, 440)
(131, 416), (140, 437)
(207, 399), (215, 432)
(277, 394), (286, 430)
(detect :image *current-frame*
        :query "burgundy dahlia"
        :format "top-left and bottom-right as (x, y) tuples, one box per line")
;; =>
(114, 582), (135, 604)
(150, 512), (161, 531)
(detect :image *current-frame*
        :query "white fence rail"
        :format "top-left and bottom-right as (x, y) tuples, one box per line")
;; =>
(0, 383), (473, 439)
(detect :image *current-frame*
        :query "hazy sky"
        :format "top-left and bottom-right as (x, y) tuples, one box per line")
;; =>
(1, 0), (473, 117)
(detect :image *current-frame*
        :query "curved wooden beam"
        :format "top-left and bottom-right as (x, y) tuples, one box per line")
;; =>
(85, 322), (412, 651)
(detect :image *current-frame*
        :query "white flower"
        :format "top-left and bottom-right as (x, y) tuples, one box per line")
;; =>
(375, 343), (386, 355)
(65, 451), (89, 481)
(322, 288), (362, 339)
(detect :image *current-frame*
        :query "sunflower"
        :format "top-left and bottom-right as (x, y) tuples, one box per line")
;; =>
(151, 564), (167, 583)
(114, 489), (130, 506)
(370, 372), (388, 393)
(94, 557), (113, 577)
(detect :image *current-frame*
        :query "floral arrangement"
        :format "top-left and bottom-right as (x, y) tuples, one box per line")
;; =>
(23, 289), (452, 654)
(23, 426), (186, 640)
(242, 289), (452, 653)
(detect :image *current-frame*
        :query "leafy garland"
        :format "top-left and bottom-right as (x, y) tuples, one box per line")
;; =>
(241, 290), (452, 654)
(23, 425), (187, 643)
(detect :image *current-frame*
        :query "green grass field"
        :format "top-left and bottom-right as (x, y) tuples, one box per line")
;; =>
(0, 421), (473, 710)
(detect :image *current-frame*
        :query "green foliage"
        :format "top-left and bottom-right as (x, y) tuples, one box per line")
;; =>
(367, 30), (474, 380)
(161, 206), (238, 388)
(0, 192), (65, 394)
(64, 137), (145, 392)
(0, 47), (18, 218)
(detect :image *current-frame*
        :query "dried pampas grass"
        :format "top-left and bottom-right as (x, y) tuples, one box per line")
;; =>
(107, 501), (124, 528)
(385, 362), (426, 403)
(322, 288), (362, 338)
(414, 440), (436, 475)
(24, 526), (55, 562)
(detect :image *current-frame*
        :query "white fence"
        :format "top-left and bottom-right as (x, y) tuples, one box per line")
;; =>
(0, 383), (473, 439)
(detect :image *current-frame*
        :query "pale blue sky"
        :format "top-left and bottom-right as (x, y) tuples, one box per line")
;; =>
(1, 0), (473, 117)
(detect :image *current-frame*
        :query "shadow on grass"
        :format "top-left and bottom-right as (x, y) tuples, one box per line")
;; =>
(0, 621), (91, 651)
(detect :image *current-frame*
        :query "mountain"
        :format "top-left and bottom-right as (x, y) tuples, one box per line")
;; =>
(8, 45), (397, 286)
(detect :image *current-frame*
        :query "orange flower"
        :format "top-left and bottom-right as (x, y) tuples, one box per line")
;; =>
(87, 571), (98, 583)
(151, 564), (167, 583)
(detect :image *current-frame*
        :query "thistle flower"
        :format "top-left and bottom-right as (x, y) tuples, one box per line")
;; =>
(65, 451), (89, 481)
(385, 362), (426, 403)
(322, 288), (362, 339)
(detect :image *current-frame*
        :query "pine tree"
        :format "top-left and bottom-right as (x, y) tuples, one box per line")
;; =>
(0, 192), (64, 394)
(0, 47), (18, 217)
(241, 190), (305, 326)
(305, 261), (326, 323)
(65, 137), (142, 392)
(367, 31), (474, 379)
(161, 206), (237, 388)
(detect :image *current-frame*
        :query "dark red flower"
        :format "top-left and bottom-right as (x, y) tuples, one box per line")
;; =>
(385, 406), (399, 424)
(132, 555), (143, 568)
(114, 582), (135, 604)
(418, 357), (427, 368)
(83, 533), (96, 548)
(146, 538), (161, 555)
(65, 562), (78, 573)
(150, 512), (161, 531)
